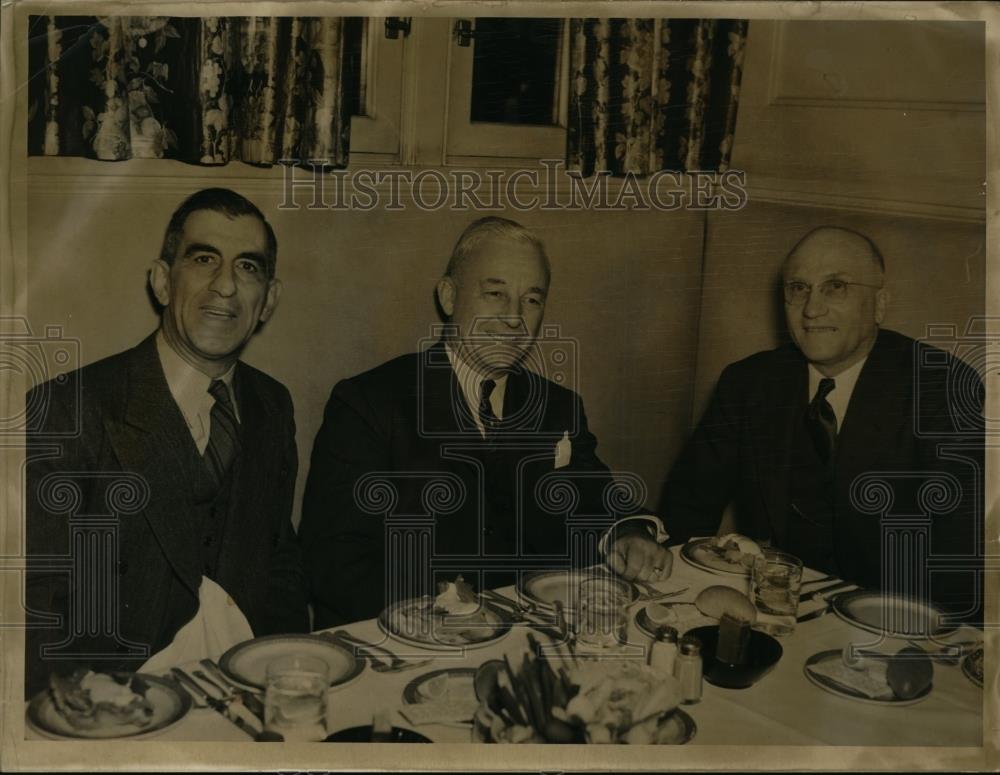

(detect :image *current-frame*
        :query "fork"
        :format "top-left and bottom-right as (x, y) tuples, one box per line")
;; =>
(197, 659), (266, 720)
(171, 668), (265, 740)
(329, 630), (433, 673)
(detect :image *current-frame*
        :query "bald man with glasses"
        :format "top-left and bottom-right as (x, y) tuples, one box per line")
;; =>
(656, 226), (983, 619)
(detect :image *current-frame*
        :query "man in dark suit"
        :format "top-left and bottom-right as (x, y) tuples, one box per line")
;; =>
(25, 188), (309, 696)
(300, 217), (671, 627)
(658, 226), (982, 617)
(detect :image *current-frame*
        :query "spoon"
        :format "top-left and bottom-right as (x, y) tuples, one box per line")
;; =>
(841, 645), (895, 670)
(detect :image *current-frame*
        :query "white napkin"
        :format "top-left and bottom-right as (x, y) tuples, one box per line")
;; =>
(554, 431), (572, 469)
(139, 576), (253, 675)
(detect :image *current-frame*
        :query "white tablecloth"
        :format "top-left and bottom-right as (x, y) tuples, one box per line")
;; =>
(28, 548), (983, 746)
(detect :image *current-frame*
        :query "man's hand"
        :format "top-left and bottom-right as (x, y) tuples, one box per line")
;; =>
(607, 533), (673, 582)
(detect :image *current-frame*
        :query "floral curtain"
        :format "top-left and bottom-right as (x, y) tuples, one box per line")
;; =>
(567, 18), (748, 176)
(27, 15), (352, 168)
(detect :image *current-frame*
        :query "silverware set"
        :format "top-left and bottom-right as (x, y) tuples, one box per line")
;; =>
(169, 661), (282, 741)
(327, 630), (434, 673)
(796, 578), (858, 623)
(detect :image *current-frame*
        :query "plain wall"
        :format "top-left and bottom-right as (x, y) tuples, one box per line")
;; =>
(691, 203), (986, 422)
(26, 188), (707, 524)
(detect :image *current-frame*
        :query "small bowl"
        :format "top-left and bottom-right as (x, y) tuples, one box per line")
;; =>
(687, 625), (783, 689)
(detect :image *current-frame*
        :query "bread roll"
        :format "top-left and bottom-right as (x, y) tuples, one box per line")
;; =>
(694, 585), (757, 623)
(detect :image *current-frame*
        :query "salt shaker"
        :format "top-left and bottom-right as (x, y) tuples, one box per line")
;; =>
(649, 626), (679, 676)
(675, 636), (703, 704)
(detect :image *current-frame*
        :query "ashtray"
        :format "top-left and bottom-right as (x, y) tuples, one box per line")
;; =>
(686, 625), (783, 689)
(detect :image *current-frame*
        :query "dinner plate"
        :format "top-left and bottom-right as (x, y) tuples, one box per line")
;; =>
(803, 649), (931, 706)
(27, 673), (192, 740)
(324, 725), (432, 743)
(679, 538), (751, 576)
(402, 668), (478, 705)
(219, 633), (365, 690)
(962, 647), (984, 688)
(830, 590), (957, 640)
(379, 597), (513, 649)
(517, 570), (638, 609)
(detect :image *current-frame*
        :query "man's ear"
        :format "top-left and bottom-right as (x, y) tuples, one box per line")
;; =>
(149, 260), (172, 307)
(259, 278), (282, 324)
(436, 277), (456, 317)
(874, 286), (889, 325)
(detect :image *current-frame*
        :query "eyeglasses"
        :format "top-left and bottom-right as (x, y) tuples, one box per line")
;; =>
(783, 279), (882, 306)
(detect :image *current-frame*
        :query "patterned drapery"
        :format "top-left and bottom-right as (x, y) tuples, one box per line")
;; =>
(27, 15), (352, 168)
(567, 18), (748, 176)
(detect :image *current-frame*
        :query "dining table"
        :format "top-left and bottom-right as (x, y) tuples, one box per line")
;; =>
(25, 546), (984, 747)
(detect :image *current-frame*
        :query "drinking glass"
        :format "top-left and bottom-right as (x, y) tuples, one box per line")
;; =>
(264, 653), (329, 741)
(576, 577), (629, 649)
(751, 550), (803, 636)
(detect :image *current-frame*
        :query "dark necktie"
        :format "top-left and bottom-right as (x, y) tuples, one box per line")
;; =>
(479, 379), (500, 437)
(205, 379), (240, 485)
(806, 377), (838, 464)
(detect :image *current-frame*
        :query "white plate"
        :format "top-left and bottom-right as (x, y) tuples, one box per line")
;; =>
(679, 539), (751, 576)
(402, 668), (477, 704)
(803, 649), (931, 706)
(27, 673), (191, 740)
(830, 590), (957, 639)
(379, 597), (512, 649)
(517, 570), (638, 609)
(219, 633), (365, 690)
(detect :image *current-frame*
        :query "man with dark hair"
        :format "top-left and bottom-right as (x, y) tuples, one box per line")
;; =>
(25, 188), (309, 696)
(657, 226), (983, 618)
(300, 216), (671, 627)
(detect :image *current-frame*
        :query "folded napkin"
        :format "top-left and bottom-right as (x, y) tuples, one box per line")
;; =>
(807, 658), (894, 700)
(139, 576), (253, 675)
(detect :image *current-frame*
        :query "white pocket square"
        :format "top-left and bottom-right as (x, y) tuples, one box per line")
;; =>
(554, 431), (572, 469)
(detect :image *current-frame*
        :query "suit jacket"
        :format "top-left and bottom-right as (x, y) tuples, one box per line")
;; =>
(659, 328), (983, 616)
(25, 334), (309, 696)
(299, 342), (621, 627)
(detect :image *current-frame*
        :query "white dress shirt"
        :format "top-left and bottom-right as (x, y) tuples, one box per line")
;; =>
(445, 343), (507, 438)
(156, 331), (239, 454)
(140, 333), (252, 676)
(807, 355), (868, 431)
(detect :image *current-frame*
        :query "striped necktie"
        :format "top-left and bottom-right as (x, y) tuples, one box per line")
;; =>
(806, 377), (838, 464)
(479, 379), (500, 437)
(204, 379), (240, 485)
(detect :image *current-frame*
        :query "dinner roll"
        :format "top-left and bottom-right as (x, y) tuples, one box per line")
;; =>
(694, 585), (757, 623)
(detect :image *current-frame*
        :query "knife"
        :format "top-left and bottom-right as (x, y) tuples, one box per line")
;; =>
(796, 604), (831, 623)
(800, 581), (855, 603)
(805, 668), (872, 700)
(198, 659), (266, 721)
(171, 668), (259, 740)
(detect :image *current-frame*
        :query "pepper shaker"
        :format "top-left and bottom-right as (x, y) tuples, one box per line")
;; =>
(675, 635), (703, 704)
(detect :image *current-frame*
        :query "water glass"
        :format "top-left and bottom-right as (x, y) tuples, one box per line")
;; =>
(264, 653), (329, 741)
(575, 577), (629, 649)
(751, 550), (803, 636)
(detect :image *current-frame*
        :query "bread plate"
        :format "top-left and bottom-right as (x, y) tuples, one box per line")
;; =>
(804, 649), (931, 706)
